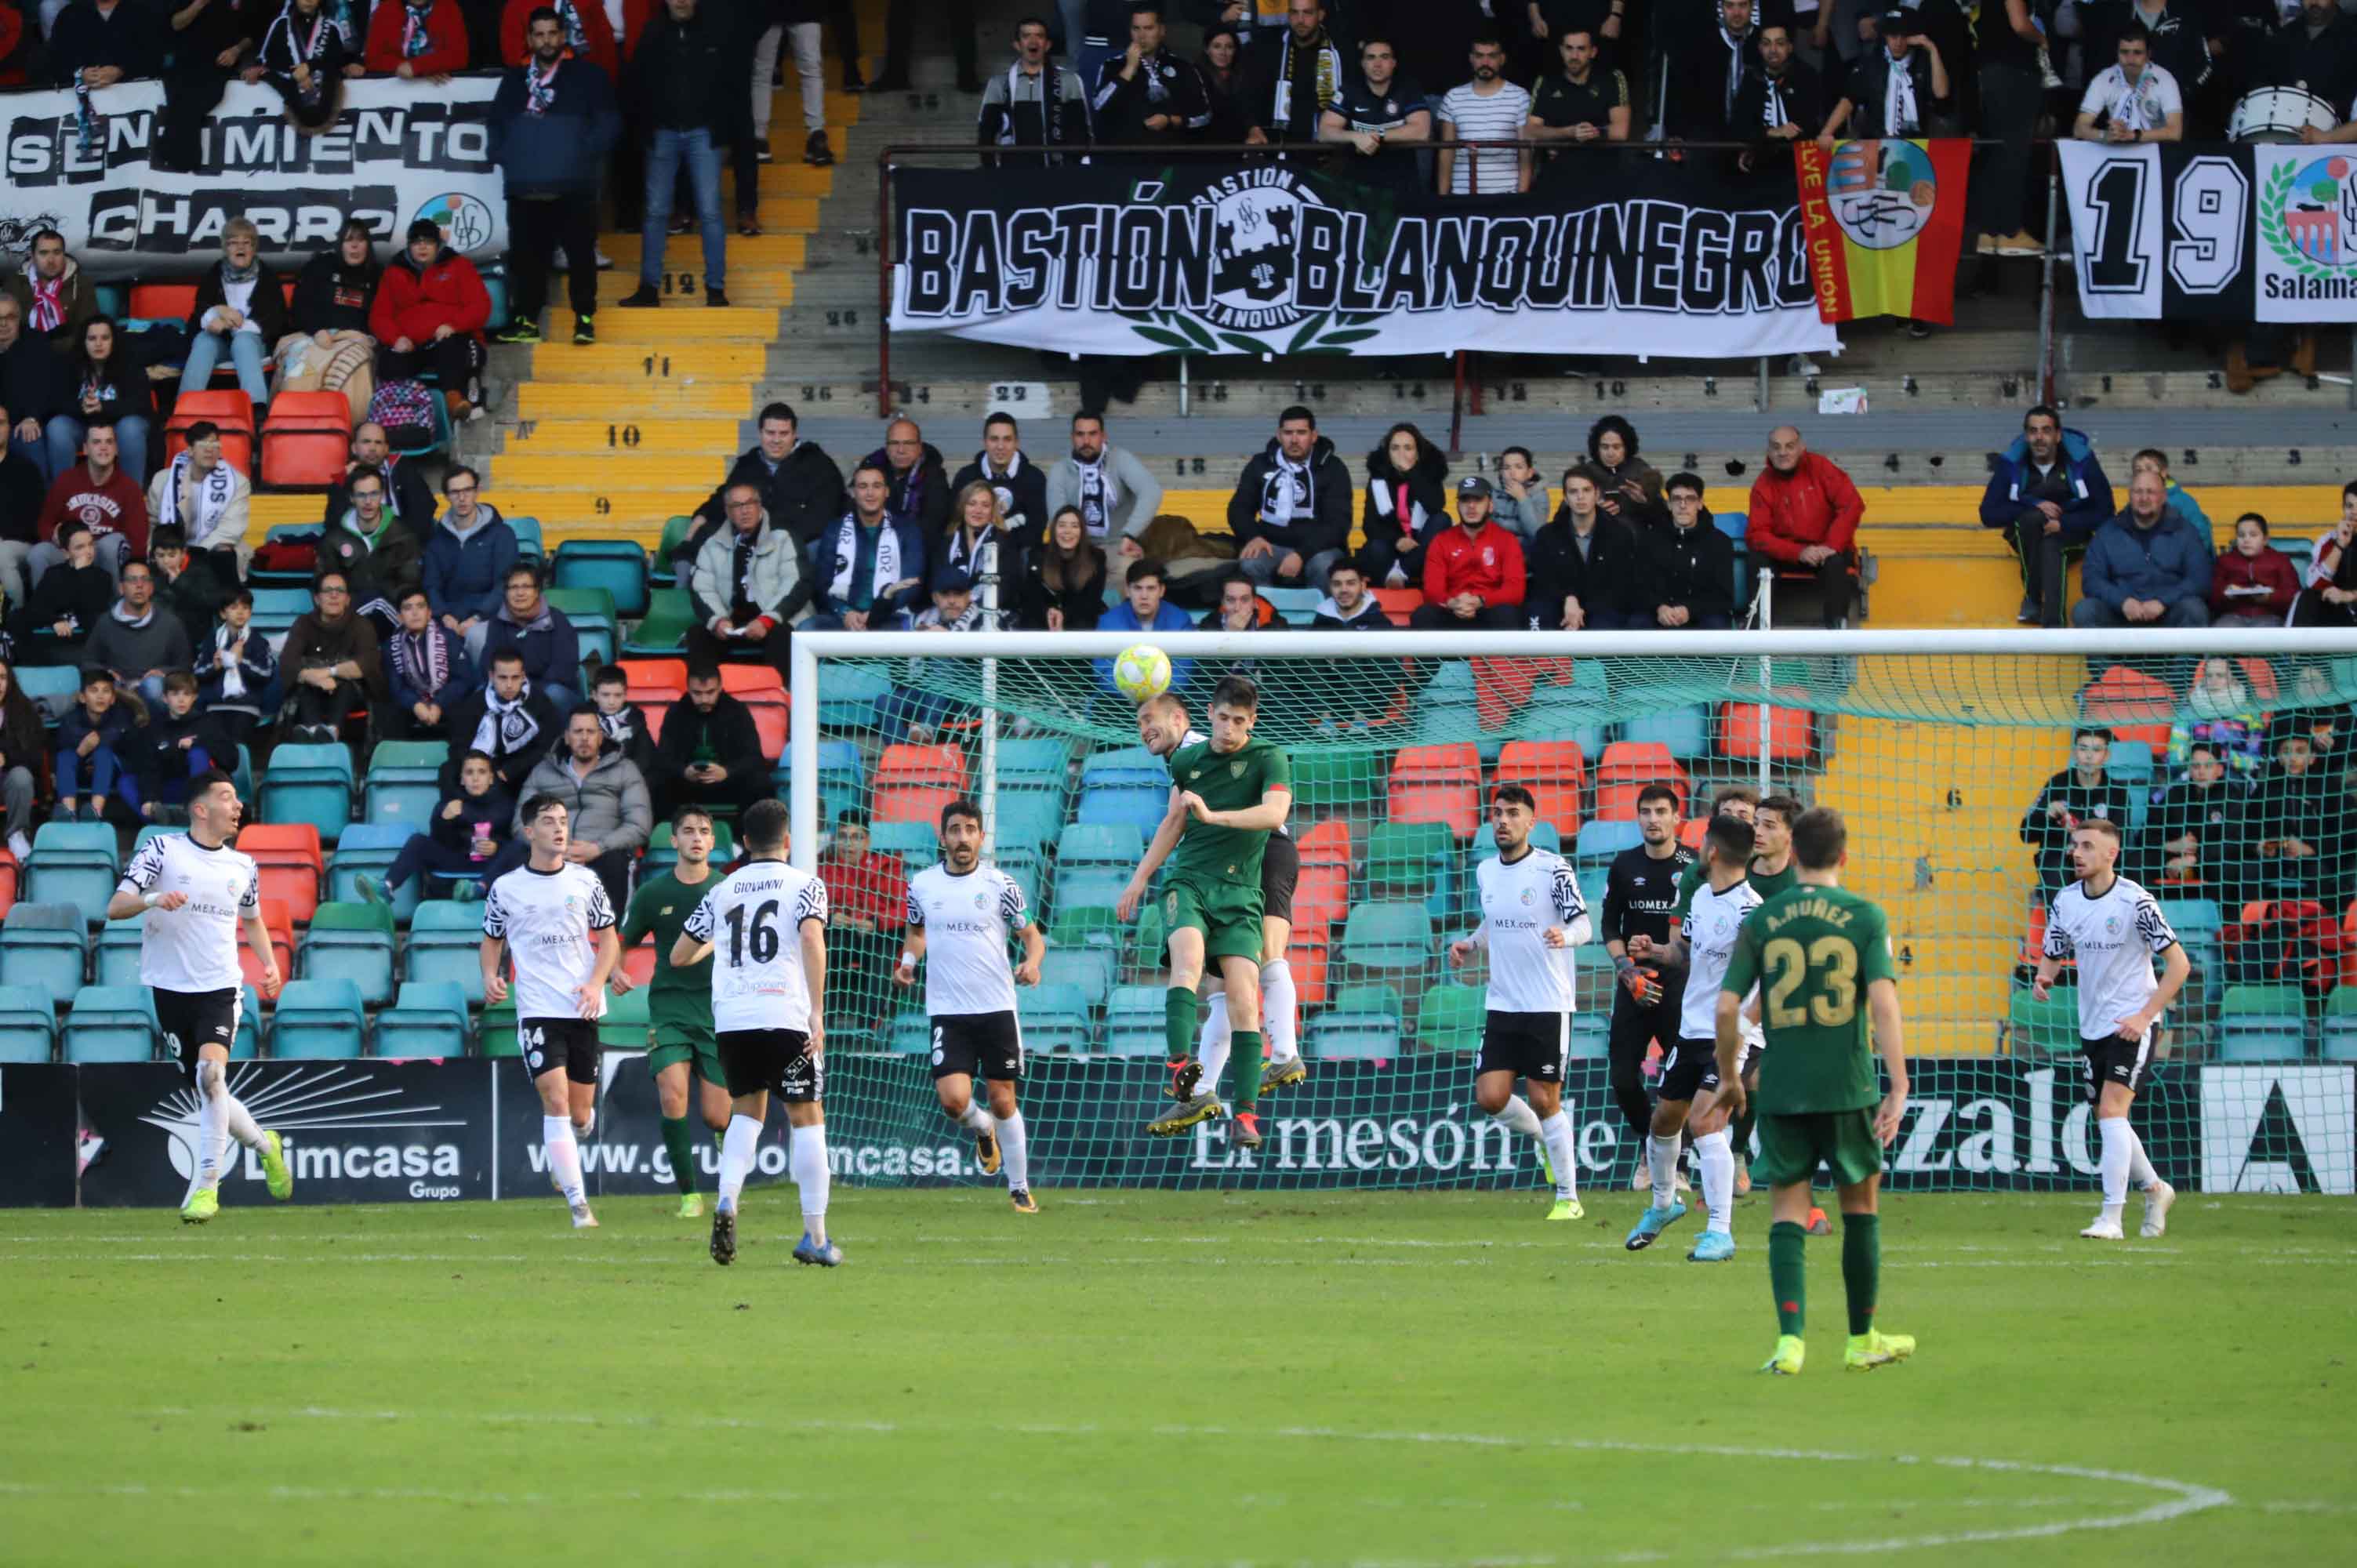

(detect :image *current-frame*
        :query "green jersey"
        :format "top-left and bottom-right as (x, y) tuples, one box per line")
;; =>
(1674, 856), (1797, 920)
(1722, 882), (1895, 1114)
(1165, 735), (1289, 887)
(622, 870), (717, 1025)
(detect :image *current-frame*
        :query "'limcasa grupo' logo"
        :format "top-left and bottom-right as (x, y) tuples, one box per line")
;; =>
(1824, 140), (1939, 252)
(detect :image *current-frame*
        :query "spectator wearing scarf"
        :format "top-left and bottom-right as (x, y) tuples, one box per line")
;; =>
(2, 230), (96, 352)
(1090, 9), (1210, 142)
(978, 16), (1088, 151)
(1360, 421), (1449, 590)
(194, 589), (277, 746)
(145, 421), (250, 557)
(498, 0), (618, 73)
(1244, 1), (1341, 143)
(1663, 0), (1762, 138)
(488, 9), (619, 347)
(444, 650), (558, 792)
(181, 219), (289, 415)
(1226, 404), (1351, 589)
(807, 463), (928, 630)
(685, 488), (814, 683)
(386, 586), (479, 739)
(478, 561), (583, 709)
(868, 418), (953, 537)
(256, 0), (357, 129)
(1044, 410), (1162, 582)
(364, 0), (470, 75)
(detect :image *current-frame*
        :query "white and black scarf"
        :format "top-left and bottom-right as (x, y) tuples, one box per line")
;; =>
(1720, 25), (1750, 120)
(401, 0), (432, 57)
(1883, 52), (1919, 134)
(158, 450), (237, 547)
(826, 514), (902, 608)
(597, 708), (637, 749)
(474, 680), (540, 756)
(995, 60), (1066, 146)
(1073, 454), (1119, 539)
(389, 623), (452, 700)
(1269, 27), (1341, 130)
(212, 623), (252, 700)
(1259, 452), (1313, 529)
(525, 56), (561, 116)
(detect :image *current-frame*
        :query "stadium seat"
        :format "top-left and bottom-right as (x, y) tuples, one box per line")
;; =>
(1717, 702), (1814, 764)
(2005, 986), (2080, 1054)
(2106, 741), (2156, 832)
(61, 984), (158, 1064)
(327, 822), (428, 921)
(1387, 744), (1482, 840)
(717, 663), (786, 702)
(1308, 996), (1400, 1058)
(1079, 746), (1166, 788)
(1365, 820), (1454, 917)
(988, 792), (1061, 858)
(1480, 820), (1560, 857)
(363, 740), (449, 830)
(1292, 857), (1351, 938)
(1593, 742), (1689, 821)
(376, 981), (471, 1059)
(238, 824), (325, 924)
(817, 665), (895, 729)
(1573, 819), (1643, 868)
(1057, 822), (1144, 869)
(6, 903), (96, 1007)
(259, 392), (353, 488)
(232, 983), (262, 1059)
(14, 663), (81, 720)
(1514, 684), (1609, 760)
(642, 818), (735, 880)
(1297, 817), (1352, 873)
(879, 1011), (926, 1054)
(94, 916), (144, 988)
(598, 985), (652, 1050)
(652, 515), (694, 583)
(2081, 666), (2175, 751)
(1291, 747), (1385, 815)
(406, 900), (490, 1004)
(867, 818), (940, 873)
(1105, 985), (1166, 1055)
(1495, 740), (1585, 836)
(1415, 982), (1486, 1052)
(873, 742), (968, 826)
(623, 586), (696, 655)
(478, 1000), (520, 1054)
(2218, 984), (2309, 1061)
(1568, 1011), (1609, 1058)
(1617, 705), (1711, 760)
(2159, 896), (2222, 975)
(299, 901), (396, 1007)
(260, 745), (357, 847)
(0, 982), (56, 1062)
(1372, 587), (1422, 626)
(1040, 947), (1114, 1011)
(1051, 868), (1131, 920)
(1339, 902), (1434, 977)
(2322, 985), (2357, 1062)
(249, 583), (314, 631)
(1677, 818), (1708, 851)
(552, 539), (652, 619)
(1077, 782), (1169, 838)
(508, 516), (545, 561)
(25, 822), (120, 923)
(997, 737), (1074, 793)
(1015, 982), (1092, 1053)
(272, 978), (366, 1059)
(1287, 930), (1331, 1009)
(618, 656), (688, 694)
(164, 390), (255, 474)
(243, 901), (296, 994)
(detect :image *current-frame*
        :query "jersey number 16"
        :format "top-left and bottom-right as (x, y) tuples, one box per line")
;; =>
(725, 900), (782, 966)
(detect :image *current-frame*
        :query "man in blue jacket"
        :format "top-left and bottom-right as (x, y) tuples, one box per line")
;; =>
(423, 467), (520, 646)
(805, 461), (928, 629)
(489, 8), (621, 348)
(1093, 556), (1195, 692)
(1981, 405), (2114, 628)
(2072, 470), (2212, 630)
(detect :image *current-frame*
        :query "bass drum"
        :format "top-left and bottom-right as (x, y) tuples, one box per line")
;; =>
(2227, 85), (2341, 143)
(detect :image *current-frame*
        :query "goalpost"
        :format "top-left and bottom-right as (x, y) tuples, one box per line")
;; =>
(790, 627), (2357, 1196)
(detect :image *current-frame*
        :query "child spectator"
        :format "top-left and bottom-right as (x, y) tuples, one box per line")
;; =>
(2210, 513), (2299, 627)
(20, 521), (113, 666)
(590, 664), (656, 775)
(360, 749), (516, 902)
(384, 586), (478, 741)
(54, 664), (132, 823)
(194, 586), (278, 750)
(129, 671), (233, 824)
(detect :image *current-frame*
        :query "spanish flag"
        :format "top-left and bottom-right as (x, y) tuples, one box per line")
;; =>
(1797, 138), (1973, 325)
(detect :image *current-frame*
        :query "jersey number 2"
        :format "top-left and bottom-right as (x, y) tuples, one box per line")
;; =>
(1763, 936), (1858, 1029)
(724, 900), (781, 966)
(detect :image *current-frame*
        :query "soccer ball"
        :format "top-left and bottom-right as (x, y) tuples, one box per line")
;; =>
(1113, 644), (1172, 703)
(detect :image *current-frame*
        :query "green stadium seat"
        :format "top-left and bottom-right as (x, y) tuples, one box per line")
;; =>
(552, 539), (652, 619)
(1048, 904), (1121, 953)
(1016, 982), (1092, 1052)
(2159, 897), (2221, 975)
(1366, 820), (1454, 917)
(652, 515), (694, 583)
(1040, 947), (1113, 1011)
(1568, 1011), (1608, 1058)
(1128, 901), (1167, 979)
(478, 1000), (520, 1054)
(0, 982), (56, 1062)
(2323, 986), (2357, 1062)
(260, 744), (357, 846)
(1290, 747), (1385, 815)
(2006, 986), (2081, 1054)
(546, 586), (619, 667)
(364, 740), (449, 830)
(624, 585), (695, 654)
(598, 985), (652, 1050)
(376, 981), (470, 1059)
(1051, 868), (1131, 920)
(62, 984), (160, 1064)
(1105, 985), (1165, 1054)
(328, 823), (427, 922)
(1339, 902), (1434, 976)
(644, 818), (735, 880)
(2219, 984), (2309, 1061)
(26, 822), (119, 920)
(0, 903), (91, 1007)
(272, 978), (365, 1059)
(300, 902), (396, 1007)
(406, 900), (489, 1004)
(94, 916), (145, 988)
(1416, 982), (1486, 1052)
(1308, 1004), (1400, 1058)
(1077, 783), (1167, 838)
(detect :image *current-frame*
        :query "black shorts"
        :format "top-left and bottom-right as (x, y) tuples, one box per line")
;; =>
(1476, 1010), (1568, 1083)
(2081, 1030), (2154, 1103)
(1607, 979), (1684, 1058)
(719, 1026), (823, 1102)
(519, 1018), (602, 1084)
(1260, 832), (1299, 926)
(155, 986), (242, 1084)
(928, 1011), (1024, 1082)
(1658, 1036), (1723, 1103)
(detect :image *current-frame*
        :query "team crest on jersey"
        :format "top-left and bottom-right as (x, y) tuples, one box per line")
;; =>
(1164, 891), (1178, 921)
(1519, 887), (1534, 905)
(2105, 914), (2121, 935)
(1229, 759), (1244, 778)
(972, 889), (987, 908)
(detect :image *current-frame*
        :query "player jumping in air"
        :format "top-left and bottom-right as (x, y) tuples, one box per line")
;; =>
(674, 800), (838, 1266)
(1625, 812), (1761, 1261)
(613, 806), (732, 1218)
(111, 769), (292, 1223)
(1717, 806), (1915, 1375)
(1118, 677), (1292, 1149)
(1448, 784), (1590, 1219)
(482, 797), (623, 1229)
(2032, 818), (2185, 1240)
(1130, 693), (1306, 1116)
(895, 796), (1048, 1213)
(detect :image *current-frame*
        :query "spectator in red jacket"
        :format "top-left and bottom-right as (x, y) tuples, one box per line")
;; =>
(1412, 477), (1526, 630)
(1745, 425), (1865, 628)
(365, 0), (470, 76)
(497, 0), (616, 73)
(370, 219), (492, 425)
(2210, 512), (2300, 628)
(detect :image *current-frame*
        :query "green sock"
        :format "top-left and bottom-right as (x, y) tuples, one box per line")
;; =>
(1165, 987), (1200, 1068)
(1841, 1213), (1880, 1337)
(1769, 1220), (1807, 1338)
(661, 1115), (699, 1195)
(1231, 1031), (1262, 1113)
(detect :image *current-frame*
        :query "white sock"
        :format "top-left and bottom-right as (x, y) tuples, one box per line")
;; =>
(1198, 1011), (1233, 1097)
(577, 1106), (595, 1141)
(1647, 1133), (1682, 1203)
(1260, 957), (1298, 1063)
(2126, 1125), (2158, 1192)
(1697, 1129), (1734, 1232)
(1538, 1111), (1579, 1202)
(995, 1110), (1030, 1192)
(790, 1123), (830, 1246)
(543, 1115), (585, 1207)
(958, 1101), (993, 1133)
(220, 1091), (266, 1152)
(193, 1088), (227, 1194)
(2097, 1115), (2130, 1218)
(1490, 1094), (1544, 1140)
(718, 1113), (761, 1212)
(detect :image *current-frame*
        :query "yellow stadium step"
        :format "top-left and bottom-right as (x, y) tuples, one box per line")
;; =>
(599, 234), (808, 270)
(724, 163), (837, 198)
(481, 489), (699, 534)
(514, 382), (752, 419)
(507, 418), (746, 455)
(1871, 557), (2028, 628)
(492, 452), (726, 488)
(524, 343), (768, 383)
(547, 307), (778, 342)
(252, 493), (328, 528)
(593, 272), (794, 307)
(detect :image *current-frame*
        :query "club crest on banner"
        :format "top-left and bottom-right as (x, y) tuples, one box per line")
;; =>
(1825, 139), (1939, 251)
(2261, 154), (2357, 273)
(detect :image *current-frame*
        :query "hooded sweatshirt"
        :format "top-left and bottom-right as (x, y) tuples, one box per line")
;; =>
(369, 237), (492, 348)
(84, 597), (193, 682)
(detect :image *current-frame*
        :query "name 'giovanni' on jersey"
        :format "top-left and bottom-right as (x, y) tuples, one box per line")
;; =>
(906, 863), (1028, 1016)
(1476, 848), (1589, 1012)
(684, 861), (827, 1033)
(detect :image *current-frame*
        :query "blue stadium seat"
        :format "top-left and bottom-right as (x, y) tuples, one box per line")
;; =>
(551, 539), (652, 619)
(507, 516), (545, 561)
(1080, 746), (1166, 788)
(1104, 985), (1165, 1055)
(260, 743), (357, 845)
(271, 978), (366, 1059)
(2159, 896), (2221, 973)
(405, 900), (489, 1004)
(1338, 902), (1435, 975)
(0, 982), (56, 1062)
(14, 664), (81, 720)
(248, 583), (314, 630)
(299, 902), (396, 1007)
(818, 666), (893, 729)
(1040, 947), (1113, 1011)
(61, 984), (158, 1063)
(1574, 819), (1644, 867)
(546, 586), (618, 668)
(362, 740), (448, 832)
(1015, 982), (1092, 1052)
(868, 818), (940, 872)
(994, 793), (1067, 853)
(1617, 705), (1711, 760)
(26, 822), (119, 921)
(234, 983), (261, 1060)
(1051, 867), (1131, 919)
(1077, 784), (1168, 838)
(2218, 984), (2308, 1062)
(94, 916), (145, 988)
(888, 1011), (931, 1054)
(1568, 1011), (1609, 1058)
(1307, 1007), (1401, 1058)
(0, 904), (89, 1008)
(328, 822), (427, 922)
(1057, 822), (1144, 869)
(376, 981), (472, 1059)
(2106, 741), (2156, 830)
(2324, 987), (2357, 1063)
(1480, 820), (1562, 856)
(1515, 685), (1610, 758)
(997, 738), (1073, 792)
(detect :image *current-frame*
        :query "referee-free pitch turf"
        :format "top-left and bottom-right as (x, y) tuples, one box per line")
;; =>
(2, 1189), (2349, 1566)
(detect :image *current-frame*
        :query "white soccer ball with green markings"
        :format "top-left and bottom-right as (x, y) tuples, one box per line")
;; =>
(1113, 644), (1172, 704)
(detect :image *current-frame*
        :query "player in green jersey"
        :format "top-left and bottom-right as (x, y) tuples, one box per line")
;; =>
(1117, 675), (1292, 1149)
(1717, 806), (1915, 1376)
(612, 807), (731, 1218)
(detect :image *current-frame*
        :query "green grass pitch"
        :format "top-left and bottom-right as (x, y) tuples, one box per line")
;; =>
(2, 1189), (2350, 1566)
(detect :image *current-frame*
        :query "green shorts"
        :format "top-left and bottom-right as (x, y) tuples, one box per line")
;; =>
(645, 1018), (723, 1086)
(1752, 1109), (1884, 1190)
(1164, 876), (1266, 965)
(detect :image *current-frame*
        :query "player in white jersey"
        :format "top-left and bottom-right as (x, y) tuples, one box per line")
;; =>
(894, 797), (1047, 1211)
(108, 769), (292, 1223)
(1625, 814), (1762, 1261)
(2032, 818), (2187, 1240)
(481, 795), (622, 1229)
(674, 799), (837, 1267)
(1130, 694), (1306, 1112)
(1447, 785), (1591, 1220)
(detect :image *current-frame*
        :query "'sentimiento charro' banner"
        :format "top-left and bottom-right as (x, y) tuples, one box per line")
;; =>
(888, 157), (1839, 360)
(2060, 140), (2357, 322)
(0, 75), (503, 280)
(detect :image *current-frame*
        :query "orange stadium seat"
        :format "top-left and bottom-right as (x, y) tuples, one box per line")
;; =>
(165, 390), (256, 474)
(259, 392), (353, 488)
(1593, 742), (1689, 821)
(1719, 702), (1814, 762)
(1495, 740), (1585, 836)
(2082, 666), (2174, 750)
(1387, 744), (1483, 840)
(237, 824), (323, 924)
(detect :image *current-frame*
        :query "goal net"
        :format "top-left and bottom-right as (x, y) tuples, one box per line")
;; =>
(787, 627), (2357, 1197)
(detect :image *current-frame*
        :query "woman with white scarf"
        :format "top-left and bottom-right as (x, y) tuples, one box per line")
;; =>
(180, 219), (291, 417)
